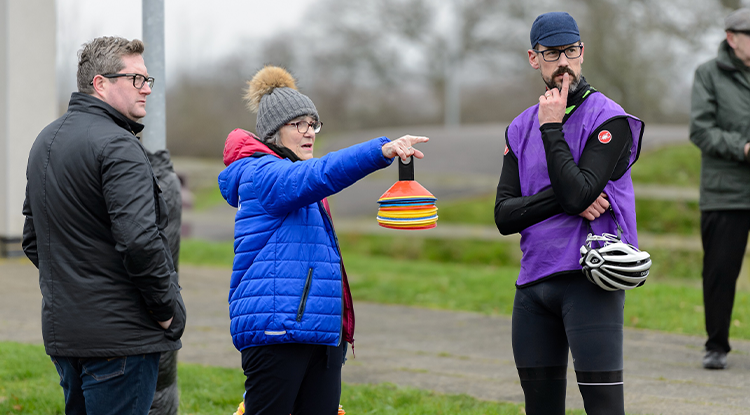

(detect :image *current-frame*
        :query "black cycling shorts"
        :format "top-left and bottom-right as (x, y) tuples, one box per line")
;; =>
(512, 272), (625, 414)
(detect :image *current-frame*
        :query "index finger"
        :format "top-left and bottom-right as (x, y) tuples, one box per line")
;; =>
(561, 73), (570, 96)
(401, 135), (429, 147)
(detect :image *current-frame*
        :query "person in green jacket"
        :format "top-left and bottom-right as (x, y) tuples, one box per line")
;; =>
(690, 8), (750, 370)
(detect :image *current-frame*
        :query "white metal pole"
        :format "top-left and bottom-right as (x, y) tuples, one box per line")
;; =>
(142, 0), (166, 151)
(444, 0), (462, 127)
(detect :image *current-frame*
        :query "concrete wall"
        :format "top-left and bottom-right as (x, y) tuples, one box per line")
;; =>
(0, 0), (56, 256)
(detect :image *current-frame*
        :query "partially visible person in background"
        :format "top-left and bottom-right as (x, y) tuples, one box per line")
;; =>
(147, 148), (184, 414)
(218, 65), (428, 415)
(690, 7), (750, 370)
(22, 36), (185, 414)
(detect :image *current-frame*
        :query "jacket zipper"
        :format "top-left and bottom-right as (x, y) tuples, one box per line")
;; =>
(297, 267), (314, 322)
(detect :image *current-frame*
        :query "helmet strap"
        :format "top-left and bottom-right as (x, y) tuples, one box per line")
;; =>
(609, 208), (624, 240)
(585, 207), (625, 242)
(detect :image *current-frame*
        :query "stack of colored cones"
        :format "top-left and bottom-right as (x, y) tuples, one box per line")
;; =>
(376, 156), (438, 230)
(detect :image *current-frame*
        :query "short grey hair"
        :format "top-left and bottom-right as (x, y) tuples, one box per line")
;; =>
(266, 131), (282, 146)
(77, 36), (145, 94)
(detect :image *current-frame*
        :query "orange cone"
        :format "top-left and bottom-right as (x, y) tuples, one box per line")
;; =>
(376, 156), (437, 230)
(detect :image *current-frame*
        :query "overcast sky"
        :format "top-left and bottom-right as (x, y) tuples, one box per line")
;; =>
(56, 0), (316, 96)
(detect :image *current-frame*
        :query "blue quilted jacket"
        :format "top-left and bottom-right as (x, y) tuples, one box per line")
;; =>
(218, 129), (392, 350)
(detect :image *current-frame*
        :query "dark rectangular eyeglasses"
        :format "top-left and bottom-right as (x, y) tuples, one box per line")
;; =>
(91, 73), (155, 89)
(533, 44), (583, 62)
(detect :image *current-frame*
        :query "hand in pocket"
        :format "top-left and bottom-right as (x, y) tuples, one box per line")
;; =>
(164, 282), (186, 341)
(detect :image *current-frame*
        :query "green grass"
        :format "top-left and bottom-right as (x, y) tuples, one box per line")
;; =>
(636, 199), (700, 235)
(436, 143), (703, 230)
(343, 253), (750, 338)
(626, 282), (750, 335)
(338, 234), (522, 267)
(340, 383), (586, 414)
(357, 233), (708, 283)
(192, 185), (227, 211)
(187, 143), (702, 227)
(181, 234), (523, 269)
(437, 195), (495, 226)
(0, 342), (61, 414)
(177, 363), (246, 414)
(180, 238), (750, 340)
(181, 238), (235, 267)
(2, 342), (568, 415)
(181, 236), (711, 284)
(630, 143), (701, 187)
(648, 248), (703, 281)
(437, 195), (701, 236)
(344, 254), (519, 315)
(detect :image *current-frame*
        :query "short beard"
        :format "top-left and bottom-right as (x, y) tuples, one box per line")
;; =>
(542, 67), (581, 94)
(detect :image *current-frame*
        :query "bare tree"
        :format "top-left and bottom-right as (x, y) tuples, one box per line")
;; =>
(572, 0), (725, 121)
(166, 56), (255, 158)
(165, 34), (304, 158)
(305, 0), (522, 127)
(164, 0), (733, 157)
(719, 0), (743, 9)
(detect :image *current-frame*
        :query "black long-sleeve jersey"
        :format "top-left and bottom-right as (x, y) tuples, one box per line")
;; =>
(495, 79), (633, 235)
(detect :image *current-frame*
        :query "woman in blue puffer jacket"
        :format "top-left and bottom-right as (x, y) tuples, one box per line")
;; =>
(218, 66), (428, 415)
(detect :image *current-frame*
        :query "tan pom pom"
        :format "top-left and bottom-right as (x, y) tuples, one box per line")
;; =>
(244, 66), (297, 112)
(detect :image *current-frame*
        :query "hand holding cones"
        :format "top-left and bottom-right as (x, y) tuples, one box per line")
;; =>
(377, 156), (437, 230)
(381, 135), (429, 161)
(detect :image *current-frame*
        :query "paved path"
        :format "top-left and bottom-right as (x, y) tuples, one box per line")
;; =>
(3, 258), (750, 415)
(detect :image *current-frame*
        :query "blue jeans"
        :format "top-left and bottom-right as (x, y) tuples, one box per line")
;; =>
(51, 353), (161, 415)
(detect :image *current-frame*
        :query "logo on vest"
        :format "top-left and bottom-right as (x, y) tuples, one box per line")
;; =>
(504, 145), (509, 155)
(598, 130), (612, 144)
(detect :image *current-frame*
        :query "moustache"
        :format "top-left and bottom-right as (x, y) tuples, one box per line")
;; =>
(552, 67), (576, 78)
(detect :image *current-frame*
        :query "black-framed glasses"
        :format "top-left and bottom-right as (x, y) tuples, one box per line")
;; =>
(92, 73), (155, 89)
(285, 120), (323, 134)
(533, 44), (583, 62)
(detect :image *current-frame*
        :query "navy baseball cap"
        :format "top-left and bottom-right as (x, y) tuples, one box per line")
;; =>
(530, 12), (580, 48)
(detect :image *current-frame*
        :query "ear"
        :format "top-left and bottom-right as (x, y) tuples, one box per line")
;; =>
(91, 74), (108, 99)
(580, 42), (585, 64)
(528, 49), (540, 69)
(726, 32), (737, 50)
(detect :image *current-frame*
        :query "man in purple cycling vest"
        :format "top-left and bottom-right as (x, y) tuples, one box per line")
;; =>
(494, 12), (644, 415)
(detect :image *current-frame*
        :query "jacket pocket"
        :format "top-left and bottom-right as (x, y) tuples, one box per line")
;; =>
(297, 268), (314, 322)
(164, 281), (187, 341)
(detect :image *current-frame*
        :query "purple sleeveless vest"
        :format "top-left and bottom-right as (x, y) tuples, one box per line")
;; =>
(507, 92), (644, 286)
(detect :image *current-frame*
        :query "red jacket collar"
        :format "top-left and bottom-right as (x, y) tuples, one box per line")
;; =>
(223, 129), (281, 166)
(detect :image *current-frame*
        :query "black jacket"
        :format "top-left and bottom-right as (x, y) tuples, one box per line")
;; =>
(22, 92), (185, 357)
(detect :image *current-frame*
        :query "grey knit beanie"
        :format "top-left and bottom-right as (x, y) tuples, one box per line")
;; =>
(244, 66), (319, 140)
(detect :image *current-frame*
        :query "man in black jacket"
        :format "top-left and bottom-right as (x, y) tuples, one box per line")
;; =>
(22, 36), (185, 414)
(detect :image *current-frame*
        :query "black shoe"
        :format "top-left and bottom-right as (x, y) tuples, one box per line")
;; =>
(702, 350), (727, 370)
